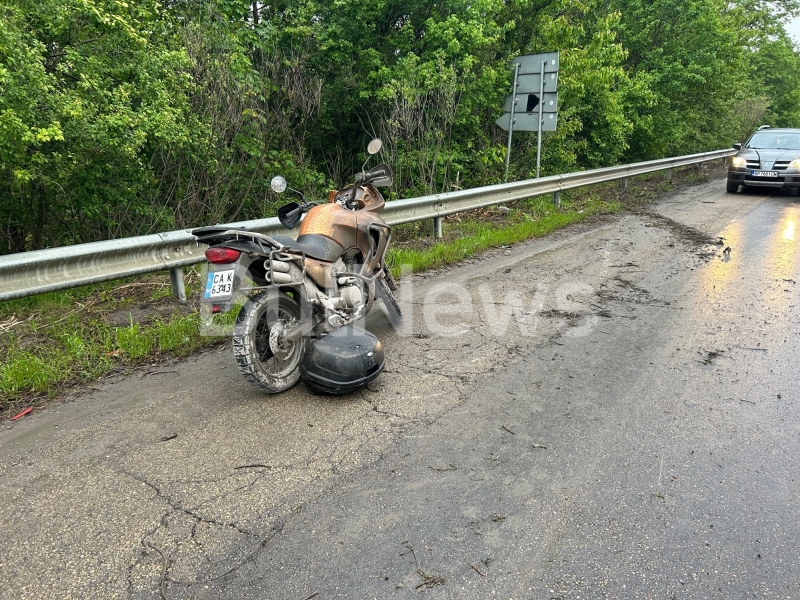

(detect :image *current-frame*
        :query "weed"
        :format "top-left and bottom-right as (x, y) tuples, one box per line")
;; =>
(0, 348), (66, 396)
(156, 313), (204, 356)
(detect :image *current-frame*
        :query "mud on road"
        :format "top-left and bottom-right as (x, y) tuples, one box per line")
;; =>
(1, 180), (798, 599)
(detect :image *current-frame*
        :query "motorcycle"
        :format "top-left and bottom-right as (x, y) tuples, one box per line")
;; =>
(191, 138), (401, 393)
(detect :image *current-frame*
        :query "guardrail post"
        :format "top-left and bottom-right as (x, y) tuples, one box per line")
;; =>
(434, 216), (443, 238)
(553, 191), (561, 207)
(666, 167), (673, 181)
(620, 177), (628, 190)
(170, 267), (187, 303)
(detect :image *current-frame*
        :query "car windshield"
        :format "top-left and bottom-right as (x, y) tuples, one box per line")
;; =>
(746, 132), (800, 150)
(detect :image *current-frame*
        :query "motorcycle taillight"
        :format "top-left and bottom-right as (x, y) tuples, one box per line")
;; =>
(205, 247), (241, 264)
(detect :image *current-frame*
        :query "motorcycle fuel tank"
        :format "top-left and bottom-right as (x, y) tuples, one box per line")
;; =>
(300, 326), (384, 394)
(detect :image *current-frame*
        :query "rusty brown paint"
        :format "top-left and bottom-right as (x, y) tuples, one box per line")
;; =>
(299, 183), (388, 273)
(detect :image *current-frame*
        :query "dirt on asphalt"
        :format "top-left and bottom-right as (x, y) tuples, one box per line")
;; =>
(4, 171), (793, 599)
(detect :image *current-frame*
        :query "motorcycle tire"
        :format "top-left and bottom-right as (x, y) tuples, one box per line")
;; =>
(376, 277), (402, 326)
(383, 266), (398, 291)
(232, 290), (307, 393)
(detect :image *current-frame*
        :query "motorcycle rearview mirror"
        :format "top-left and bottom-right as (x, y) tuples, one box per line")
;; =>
(278, 202), (302, 229)
(357, 138), (383, 180)
(271, 175), (287, 194)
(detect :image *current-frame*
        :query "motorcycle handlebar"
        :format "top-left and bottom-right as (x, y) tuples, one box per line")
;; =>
(288, 201), (318, 218)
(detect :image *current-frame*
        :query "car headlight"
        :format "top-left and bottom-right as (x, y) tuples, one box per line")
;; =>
(790, 158), (800, 169)
(731, 156), (746, 167)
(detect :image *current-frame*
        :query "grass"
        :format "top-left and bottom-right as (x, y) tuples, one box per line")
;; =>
(0, 162), (721, 414)
(0, 269), (220, 411)
(388, 191), (621, 276)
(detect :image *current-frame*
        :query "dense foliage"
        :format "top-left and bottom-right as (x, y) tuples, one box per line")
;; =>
(1, 0), (798, 253)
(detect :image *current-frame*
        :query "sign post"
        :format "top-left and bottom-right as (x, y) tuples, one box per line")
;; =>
(535, 59), (545, 178)
(496, 51), (559, 180)
(504, 62), (521, 183)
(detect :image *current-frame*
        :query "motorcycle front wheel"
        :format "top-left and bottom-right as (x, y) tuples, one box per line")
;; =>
(232, 290), (307, 393)
(376, 277), (402, 326)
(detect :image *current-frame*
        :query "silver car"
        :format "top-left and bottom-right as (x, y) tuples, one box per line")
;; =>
(727, 127), (800, 195)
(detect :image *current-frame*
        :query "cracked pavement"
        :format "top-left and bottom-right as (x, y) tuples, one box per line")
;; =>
(2, 179), (799, 598)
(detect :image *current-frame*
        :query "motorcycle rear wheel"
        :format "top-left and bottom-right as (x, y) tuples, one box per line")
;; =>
(232, 290), (307, 393)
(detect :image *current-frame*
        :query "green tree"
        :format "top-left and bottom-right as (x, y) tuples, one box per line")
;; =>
(0, 0), (199, 252)
(610, 0), (767, 157)
(748, 30), (800, 131)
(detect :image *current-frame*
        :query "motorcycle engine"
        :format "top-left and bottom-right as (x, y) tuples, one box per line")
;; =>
(338, 277), (364, 308)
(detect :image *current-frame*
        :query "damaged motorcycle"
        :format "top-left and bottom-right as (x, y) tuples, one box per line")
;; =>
(192, 138), (401, 394)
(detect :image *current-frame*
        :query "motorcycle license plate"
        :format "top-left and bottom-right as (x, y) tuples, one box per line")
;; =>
(204, 269), (235, 299)
(751, 171), (778, 177)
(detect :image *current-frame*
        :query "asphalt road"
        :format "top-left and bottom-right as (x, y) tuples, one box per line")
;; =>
(1, 179), (798, 599)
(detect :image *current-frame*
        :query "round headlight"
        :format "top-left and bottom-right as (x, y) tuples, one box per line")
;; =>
(731, 156), (746, 168)
(789, 159), (800, 169)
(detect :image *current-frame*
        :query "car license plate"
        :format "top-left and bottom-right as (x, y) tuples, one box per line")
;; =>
(751, 170), (778, 177)
(204, 269), (235, 299)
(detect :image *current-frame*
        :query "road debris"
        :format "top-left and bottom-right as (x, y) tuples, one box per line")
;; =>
(11, 407), (32, 421)
(501, 425), (516, 435)
(470, 563), (486, 577)
(698, 349), (725, 365)
(415, 571), (445, 590)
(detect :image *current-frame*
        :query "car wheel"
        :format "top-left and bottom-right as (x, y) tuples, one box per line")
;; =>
(726, 180), (739, 193)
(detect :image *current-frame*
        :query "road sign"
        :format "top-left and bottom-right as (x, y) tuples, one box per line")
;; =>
(516, 71), (558, 94)
(512, 52), (559, 74)
(495, 112), (557, 132)
(503, 92), (558, 114)
(500, 51), (560, 180)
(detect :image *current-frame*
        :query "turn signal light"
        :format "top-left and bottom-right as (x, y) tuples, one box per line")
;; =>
(205, 247), (241, 264)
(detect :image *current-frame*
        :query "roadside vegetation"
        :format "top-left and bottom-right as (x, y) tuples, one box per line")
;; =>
(0, 164), (719, 415)
(1, 0), (799, 254)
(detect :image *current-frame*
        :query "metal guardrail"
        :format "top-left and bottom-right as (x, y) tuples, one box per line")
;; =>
(0, 149), (734, 302)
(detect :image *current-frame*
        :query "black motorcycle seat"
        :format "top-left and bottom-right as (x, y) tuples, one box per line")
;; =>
(271, 234), (343, 262)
